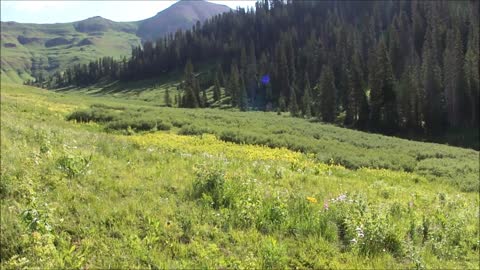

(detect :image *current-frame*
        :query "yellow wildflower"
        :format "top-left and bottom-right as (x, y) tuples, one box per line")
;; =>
(307, 196), (317, 203)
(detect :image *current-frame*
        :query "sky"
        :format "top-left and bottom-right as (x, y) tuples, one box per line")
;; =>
(1, 1), (257, 24)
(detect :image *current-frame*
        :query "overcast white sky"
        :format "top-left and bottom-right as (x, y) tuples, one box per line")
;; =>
(1, 1), (256, 24)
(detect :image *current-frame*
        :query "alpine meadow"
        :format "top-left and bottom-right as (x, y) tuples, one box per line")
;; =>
(1, 1), (479, 269)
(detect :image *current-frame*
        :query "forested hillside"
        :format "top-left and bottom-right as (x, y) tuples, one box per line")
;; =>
(45, 0), (479, 144)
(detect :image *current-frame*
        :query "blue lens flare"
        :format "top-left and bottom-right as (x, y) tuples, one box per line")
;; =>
(261, 75), (270, 85)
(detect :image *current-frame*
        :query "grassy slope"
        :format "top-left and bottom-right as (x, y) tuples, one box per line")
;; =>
(1, 83), (479, 268)
(58, 80), (480, 193)
(0, 20), (141, 84)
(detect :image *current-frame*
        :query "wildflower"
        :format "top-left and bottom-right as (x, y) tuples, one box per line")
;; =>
(350, 238), (357, 244)
(356, 227), (364, 238)
(337, 194), (347, 202)
(32, 232), (41, 240)
(323, 201), (329, 210)
(307, 196), (317, 203)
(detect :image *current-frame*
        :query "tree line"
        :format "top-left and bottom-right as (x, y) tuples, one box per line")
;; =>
(34, 0), (479, 136)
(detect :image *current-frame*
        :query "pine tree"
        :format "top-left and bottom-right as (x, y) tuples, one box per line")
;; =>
(286, 35), (297, 91)
(240, 45), (248, 82)
(368, 38), (398, 132)
(183, 60), (199, 108)
(246, 40), (258, 103)
(239, 76), (248, 111)
(422, 27), (444, 134)
(201, 89), (208, 108)
(216, 63), (225, 87)
(443, 28), (464, 128)
(278, 95), (286, 112)
(380, 40), (398, 133)
(213, 73), (221, 102)
(302, 72), (312, 118)
(229, 64), (240, 107)
(352, 51), (368, 127)
(164, 88), (172, 107)
(276, 44), (290, 101)
(289, 84), (299, 117)
(368, 45), (382, 129)
(464, 23), (479, 127)
(318, 66), (337, 123)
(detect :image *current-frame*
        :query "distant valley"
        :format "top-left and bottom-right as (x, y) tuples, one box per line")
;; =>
(0, 0), (230, 84)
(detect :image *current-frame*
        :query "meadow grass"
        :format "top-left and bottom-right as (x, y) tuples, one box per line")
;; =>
(1, 83), (479, 269)
(58, 83), (480, 193)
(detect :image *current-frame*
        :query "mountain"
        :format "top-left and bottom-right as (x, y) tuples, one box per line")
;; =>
(0, 0), (230, 84)
(137, 0), (230, 41)
(0, 17), (141, 84)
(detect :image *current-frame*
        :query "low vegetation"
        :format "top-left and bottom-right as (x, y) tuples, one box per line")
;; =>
(1, 83), (479, 269)
(64, 94), (479, 193)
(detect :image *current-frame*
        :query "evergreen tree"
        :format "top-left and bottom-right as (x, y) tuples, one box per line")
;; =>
(368, 45), (382, 129)
(289, 84), (299, 117)
(229, 64), (240, 107)
(443, 28), (464, 128)
(239, 76), (248, 111)
(318, 66), (337, 123)
(278, 95), (286, 112)
(240, 45), (248, 82)
(183, 60), (199, 108)
(463, 23), (479, 127)
(201, 89), (208, 108)
(302, 72), (312, 118)
(213, 73), (221, 102)
(380, 40), (398, 133)
(246, 40), (258, 103)
(422, 28), (444, 134)
(369, 38), (398, 132)
(276, 44), (290, 101)
(164, 88), (172, 107)
(216, 63), (225, 87)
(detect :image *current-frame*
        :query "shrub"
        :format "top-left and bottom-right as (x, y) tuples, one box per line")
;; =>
(178, 125), (212, 136)
(57, 154), (92, 178)
(192, 165), (227, 209)
(66, 108), (117, 123)
(106, 119), (171, 132)
(260, 237), (286, 269)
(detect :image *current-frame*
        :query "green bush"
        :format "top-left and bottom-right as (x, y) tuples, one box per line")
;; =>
(57, 154), (92, 178)
(66, 108), (117, 123)
(192, 165), (227, 209)
(178, 125), (212, 136)
(260, 237), (286, 269)
(106, 119), (171, 132)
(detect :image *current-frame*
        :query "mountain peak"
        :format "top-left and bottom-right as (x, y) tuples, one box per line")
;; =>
(138, 0), (230, 41)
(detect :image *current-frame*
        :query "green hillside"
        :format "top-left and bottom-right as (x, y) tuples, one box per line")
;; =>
(0, 0), (230, 84)
(1, 82), (479, 268)
(0, 18), (141, 84)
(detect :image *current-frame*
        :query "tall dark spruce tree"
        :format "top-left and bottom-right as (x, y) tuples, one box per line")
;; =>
(318, 65), (336, 123)
(302, 72), (312, 118)
(182, 60), (199, 108)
